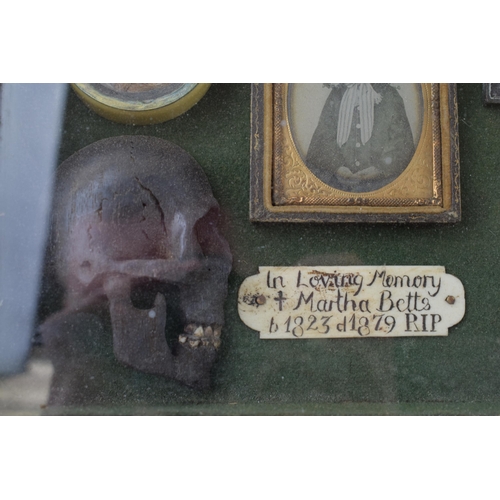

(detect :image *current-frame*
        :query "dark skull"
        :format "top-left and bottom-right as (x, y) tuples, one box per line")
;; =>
(43, 136), (232, 389)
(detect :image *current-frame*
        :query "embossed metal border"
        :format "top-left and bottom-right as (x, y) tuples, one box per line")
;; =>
(274, 84), (441, 207)
(250, 83), (460, 223)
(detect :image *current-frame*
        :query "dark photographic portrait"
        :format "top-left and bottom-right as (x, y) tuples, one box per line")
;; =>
(289, 84), (423, 193)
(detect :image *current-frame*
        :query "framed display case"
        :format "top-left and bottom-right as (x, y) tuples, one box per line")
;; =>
(0, 84), (499, 416)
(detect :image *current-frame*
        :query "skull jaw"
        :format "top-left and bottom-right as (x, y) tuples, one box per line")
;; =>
(174, 344), (218, 390)
(108, 291), (175, 378)
(106, 276), (220, 389)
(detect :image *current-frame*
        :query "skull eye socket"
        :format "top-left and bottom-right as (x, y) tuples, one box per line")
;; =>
(130, 280), (161, 310)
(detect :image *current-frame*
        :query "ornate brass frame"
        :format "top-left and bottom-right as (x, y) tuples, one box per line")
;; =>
(250, 83), (460, 223)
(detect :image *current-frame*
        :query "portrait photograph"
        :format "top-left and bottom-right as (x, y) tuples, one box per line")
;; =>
(289, 83), (423, 193)
(250, 83), (460, 223)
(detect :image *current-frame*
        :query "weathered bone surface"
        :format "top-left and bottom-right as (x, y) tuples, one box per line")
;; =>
(42, 136), (232, 391)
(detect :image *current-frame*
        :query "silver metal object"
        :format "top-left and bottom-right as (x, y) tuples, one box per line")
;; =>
(0, 83), (67, 374)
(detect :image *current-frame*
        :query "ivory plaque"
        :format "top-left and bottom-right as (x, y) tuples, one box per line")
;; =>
(238, 266), (465, 338)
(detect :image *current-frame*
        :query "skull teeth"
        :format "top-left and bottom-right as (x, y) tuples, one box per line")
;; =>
(184, 324), (197, 334)
(180, 324), (222, 349)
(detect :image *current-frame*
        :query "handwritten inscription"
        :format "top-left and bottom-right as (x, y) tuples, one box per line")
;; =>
(238, 267), (465, 339)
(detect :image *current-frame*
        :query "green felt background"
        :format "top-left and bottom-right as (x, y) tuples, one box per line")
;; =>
(34, 84), (500, 414)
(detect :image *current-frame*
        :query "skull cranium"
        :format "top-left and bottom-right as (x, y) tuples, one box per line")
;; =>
(43, 136), (232, 389)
